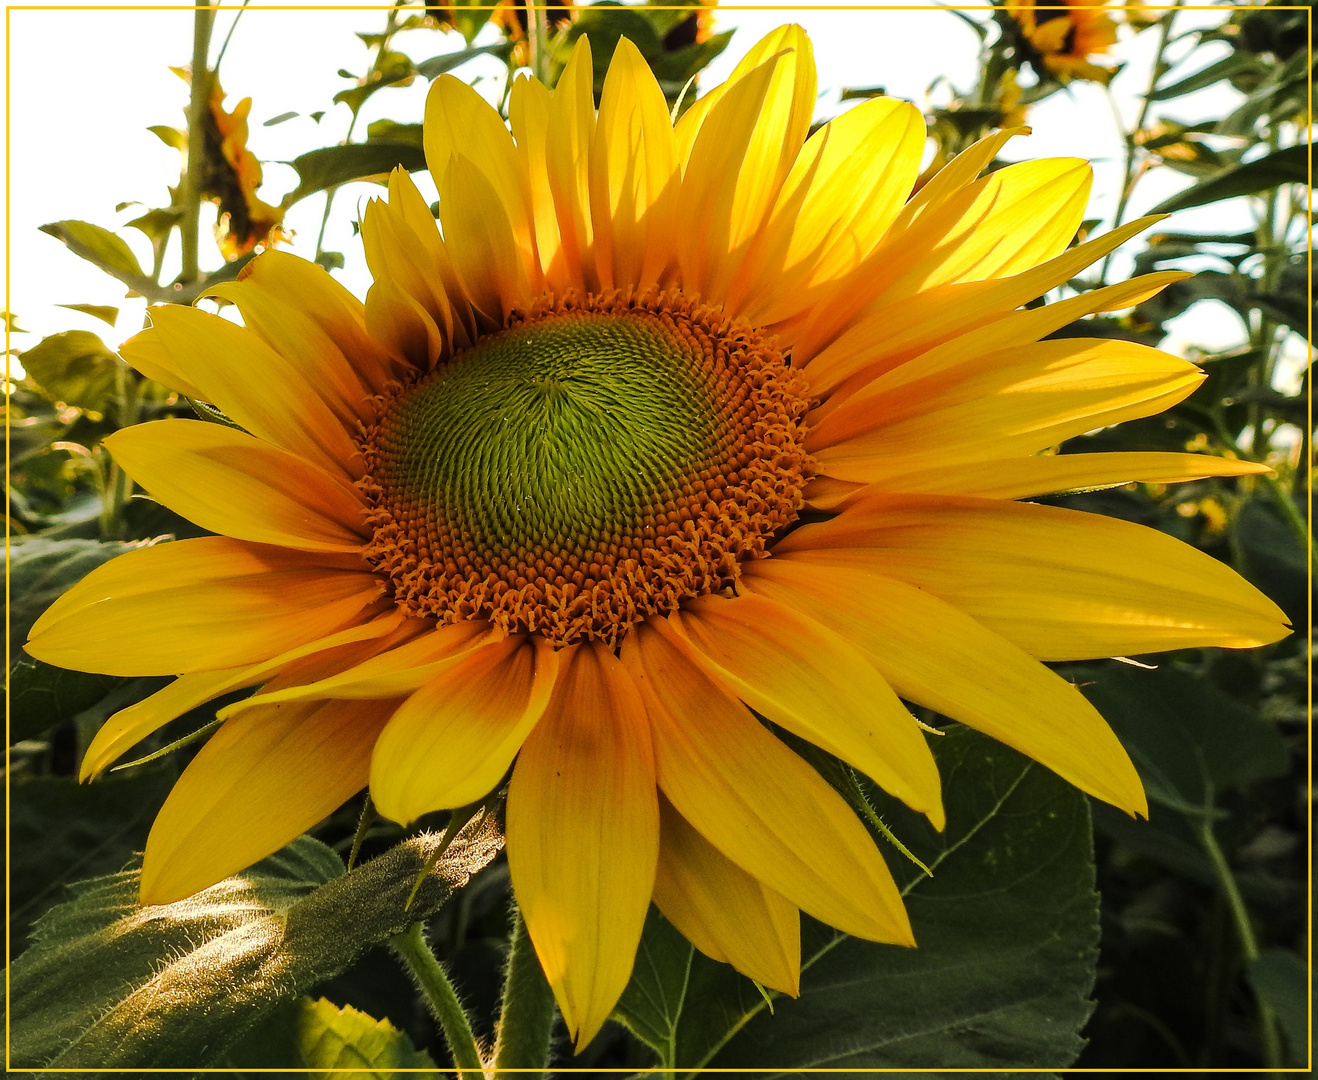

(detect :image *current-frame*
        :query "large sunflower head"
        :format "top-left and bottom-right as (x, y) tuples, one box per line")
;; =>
(27, 26), (1288, 1051)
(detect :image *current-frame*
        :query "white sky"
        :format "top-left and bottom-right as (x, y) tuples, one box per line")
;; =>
(0, 2), (1268, 370)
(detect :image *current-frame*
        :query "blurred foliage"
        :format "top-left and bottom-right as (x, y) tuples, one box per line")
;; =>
(5, 0), (1310, 1074)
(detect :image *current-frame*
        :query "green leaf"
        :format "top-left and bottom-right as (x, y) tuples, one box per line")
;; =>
(1148, 145), (1308, 215)
(615, 727), (1100, 1072)
(9, 765), (177, 952)
(1148, 52), (1270, 100)
(8, 820), (503, 1069)
(148, 124), (186, 150)
(8, 537), (135, 644)
(55, 303), (119, 327)
(414, 41), (514, 79)
(282, 143), (428, 208)
(19, 330), (123, 412)
(294, 997), (442, 1074)
(1233, 497), (1309, 624)
(39, 220), (149, 286)
(263, 110), (299, 126)
(366, 119), (424, 146)
(452, 0), (496, 44)
(7, 656), (126, 745)
(1072, 661), (1289, 817)
(125, 206), (185, 242)
(1247, 949), (1308, 1066)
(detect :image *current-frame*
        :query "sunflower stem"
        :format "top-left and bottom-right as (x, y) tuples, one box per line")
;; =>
(493, 904), (556, 1078)
(530, 0), (552, 85)
(1196, 817), (1284, 1069)
(391, 920), (487, 1079)
(180, 2), (216, 286)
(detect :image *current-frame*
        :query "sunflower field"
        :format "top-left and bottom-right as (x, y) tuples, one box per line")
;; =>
(5, 1), (1311, 1074)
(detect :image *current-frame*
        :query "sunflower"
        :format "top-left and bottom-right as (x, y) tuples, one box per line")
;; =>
(203, 79), (287, 258)
(27, 26), (1288, 1051)
(1003, 0), (1120, 84)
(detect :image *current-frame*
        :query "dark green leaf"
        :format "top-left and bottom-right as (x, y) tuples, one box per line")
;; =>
(7, 656), (125, 745)
(8, 536), (135, 644)
(9, 820), (503, 1069)
(1073, 662), (1289, 816)
(39, 220), (149, 286)
(1148, 145), (1308, 214)
(1233, 498), (1309, 624)
(20, 330), (123, 412)
(1247, 949), (1308, 1065)
(55, 304), (119, 327)
(617, 728), (1100, 1072)
(282, 143), (428, 208)
(9, 766), (176, 952)
(649, 31), (734, 86)
(366, 119), (424, 146)
(263, 111), (299, 126)
(414, 41), (514, 79)
(452, 0), (495, 44)
(316, 251), (346, 271)
(1148, 53), (1270, 100)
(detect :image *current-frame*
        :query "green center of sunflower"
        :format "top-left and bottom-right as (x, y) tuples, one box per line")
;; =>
(360, 290), (813, 647)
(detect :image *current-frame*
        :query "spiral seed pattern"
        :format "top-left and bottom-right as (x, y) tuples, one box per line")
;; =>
(360, 289), (813, 647)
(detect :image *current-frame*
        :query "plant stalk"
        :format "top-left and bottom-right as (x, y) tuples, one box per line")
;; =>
(391, 920), (486, 1079)
(180, 3), (216, 286)
(1197, 819), (1284, 1069)
(493, 905), (556, 1078)
(530, 0), (552, 85)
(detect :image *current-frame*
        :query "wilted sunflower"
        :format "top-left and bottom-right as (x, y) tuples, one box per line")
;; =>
(1003, 0), (1119, 84)
(27, 26), (1288, 1050)
(203, 79), (288, 258)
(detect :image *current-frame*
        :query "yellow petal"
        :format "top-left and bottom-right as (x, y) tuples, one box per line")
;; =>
(677, 27), (814, 302)
(81, 609), (403, 780)
(206, 249), (397, 400)
(119, 305), (360, 479)
(139, 697), (396, 905)
(25, 538), (383, 677)
(729, 97), (926, 325)
(773, 493), (1292, 659)
(663, 593), (943, 827)
(506, 642), (658, 1051)
(855, 451), (1271, 502)
(439, 154), (530, 324)
(742, 557), (1147, 815)
(654, 795), (800, 996)
(370, 635), (558, 823)
(590, 38), (680, 290)
(544, 35), (597, 291)
(105, 419), (367, 553)
(424, 73), (536, 280)
(364, 269), (446, 372)
(810, 338), (1205, 482)
(509, 73), (565, 288)
(622, 621), (912, 945)
(220, 619), (500, 711)
(798, 215), (1169, 394)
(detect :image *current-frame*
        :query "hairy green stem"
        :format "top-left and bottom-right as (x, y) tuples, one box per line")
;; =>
(493, 905), (556, 1078)
(530, 1), (552, 85)
(391, 921), (486, 1079)
(180, 3), (216, 286)
(1197, 819), (1284, 1069)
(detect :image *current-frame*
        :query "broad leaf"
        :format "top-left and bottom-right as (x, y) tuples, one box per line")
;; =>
(1072, 662), (1289, 817)
(1148, 52), (1270, 100)
(19, 330), (124, 413)
(9, 765), (176, 953)
(39, 219), (150, 288)
(1148, 145), (1308, 214)
(1247, 949), (1308, 1066)
(615, 727), (1100, 1073)
(8, 820), (504, 1069)
(282, 142), (427, 208)
(414, 41), (513, 79)
(228, 996), (443, 1075)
